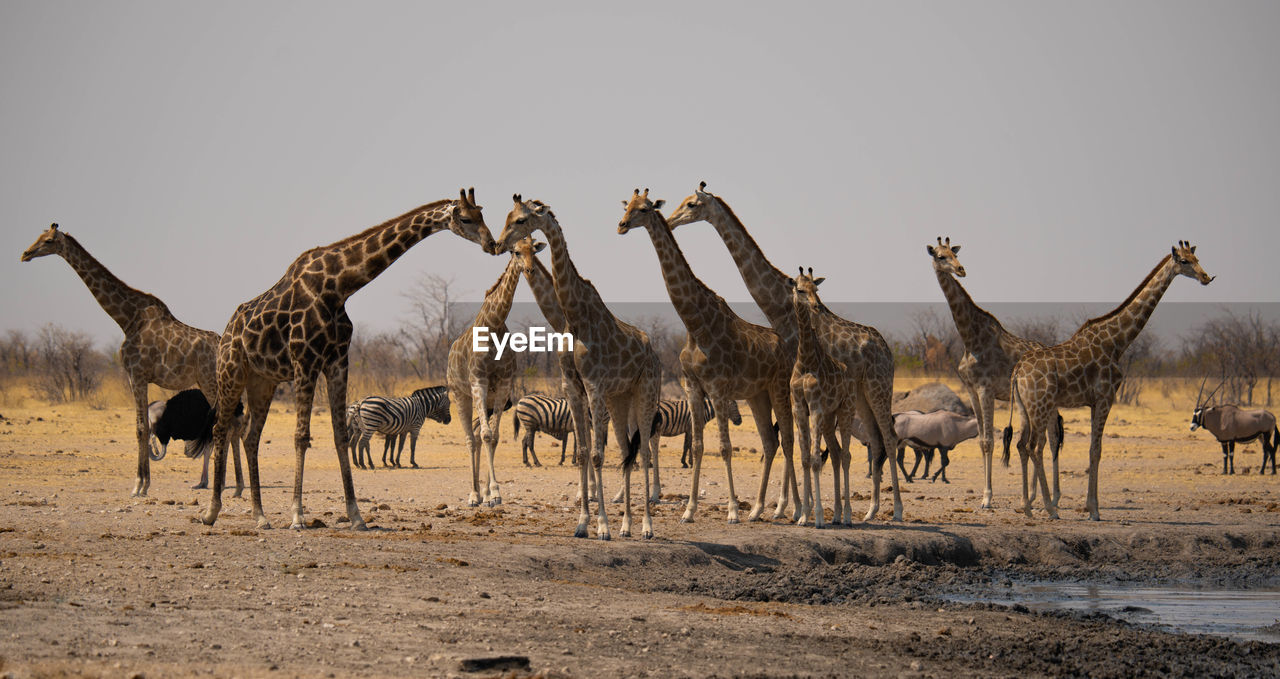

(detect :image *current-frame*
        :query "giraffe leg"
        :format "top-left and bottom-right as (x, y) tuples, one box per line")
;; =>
(288, 372), (319, 530)
(792, 388), (814, 526)
(1017, 428), (1033, 518)
(715, 401), (738, 523)
(128, 373), (150, 497)
(1049, 412), (1063, 505)
(230, 409), (245, 498)
(585, 386), (611, 540)
(1031, 426), (1057, 519)
(609, 394), (636, 538)
(854, 394), (880, 521)
(648, 408), (662, 508)
(634, 378), (659, 539)
(977, 387), (997, 509)
(324, 363), (365, 530)
(481, 387), (508, 508)
(1085, 401), (1112, 521)
(206, 376), (270, 528)
(454, 390), (480, 507)
(680, 380), (709, 523)
(769, 380), (801, 521)
(823, 426), (844, 526)
(835, 411), (855, 524)
(809, 412), (828, 529)
(745, 391), (779, 522)
(862, 378), (904, 522)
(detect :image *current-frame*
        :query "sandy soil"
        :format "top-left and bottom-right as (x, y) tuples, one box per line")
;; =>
(1, 381), (1279, 678)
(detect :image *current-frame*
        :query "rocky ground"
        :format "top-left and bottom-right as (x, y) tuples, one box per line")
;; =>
(1, 388), (1278, 678)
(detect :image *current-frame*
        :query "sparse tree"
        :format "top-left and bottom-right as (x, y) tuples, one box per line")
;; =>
(401, 273), (470, 379)
(35, 324), (106, 402)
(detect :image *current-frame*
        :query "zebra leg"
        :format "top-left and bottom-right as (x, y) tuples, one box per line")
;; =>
(407, 430), (420, 468)
(528, 431), (542, 467)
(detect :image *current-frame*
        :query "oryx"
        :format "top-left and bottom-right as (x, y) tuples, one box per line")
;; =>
(1190, 378), (1277, 475)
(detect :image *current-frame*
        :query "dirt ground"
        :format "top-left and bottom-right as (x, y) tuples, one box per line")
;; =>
(1, 379), (1279, 678)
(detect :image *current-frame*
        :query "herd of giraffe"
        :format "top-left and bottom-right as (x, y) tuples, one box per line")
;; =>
(20, 183), (1215, 539)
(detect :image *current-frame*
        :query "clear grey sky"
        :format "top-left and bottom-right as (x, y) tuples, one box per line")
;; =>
(3, 1), (1277, 346)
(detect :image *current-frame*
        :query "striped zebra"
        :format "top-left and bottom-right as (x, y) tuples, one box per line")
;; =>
(607, 397), (742, 505)
(512, 394), (584, 467)
(350, 386), (451, 469)
(654, 398), (742, 468)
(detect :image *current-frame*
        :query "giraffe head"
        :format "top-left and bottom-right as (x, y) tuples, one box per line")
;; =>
(616, 188), (666, 234)
(448, 187), (496, 253)
(1171, 240), (1214, 285)
(495, 195), (556, 254)
(511, 236), (546, 274)
(789, 266), (827, 309)
(20, 223), (67, 262)
(666, 181), (716, 230)
(926, 236), (965, 277)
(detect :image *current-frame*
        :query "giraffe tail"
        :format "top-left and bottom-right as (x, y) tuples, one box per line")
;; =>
(1001, 377), (1019, 468)
(622, 429), (642, 471)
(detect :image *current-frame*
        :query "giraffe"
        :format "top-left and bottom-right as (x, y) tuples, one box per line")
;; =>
(201, 189), (494, 529)
(21, 223), (244, 497)
(495, 196), (660, 540)
(618, 188), (797, 524)
(447, 247), (522, 507)
(926, 237), (1064, 508)
(1008, 241), (1213, 520)
(667, 182), (903, 522)
(511, 237), (595, 478)
(789, 267), (858, 528)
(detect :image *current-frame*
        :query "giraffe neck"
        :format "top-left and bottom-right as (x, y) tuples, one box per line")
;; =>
(537, 215), (613, 345)
(320, 201), (455, 301)
(58, 233), (166, 332)
(705, 198), (797, 346)
(473, 255), (523, 329)
(935, 269), (1003, 349)
(521, 255), (568, 334)
(640, 213), (732, 344)
(1071, 255), (1177, 356)
(794, 297), (828, 370)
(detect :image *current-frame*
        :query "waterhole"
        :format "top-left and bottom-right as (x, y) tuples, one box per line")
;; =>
(949, 582), (1280, 644)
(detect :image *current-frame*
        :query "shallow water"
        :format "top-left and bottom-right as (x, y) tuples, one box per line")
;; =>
(949, 582), (1280, 644)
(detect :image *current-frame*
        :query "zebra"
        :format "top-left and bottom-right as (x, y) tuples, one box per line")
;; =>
(350, 386), (451, 469)
(654, 398), (742, 468)
(512, 394), (582, 467)
(607, 397), (742, 505)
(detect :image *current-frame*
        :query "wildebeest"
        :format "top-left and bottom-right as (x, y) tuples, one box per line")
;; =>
(892, 410), (980, 483)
